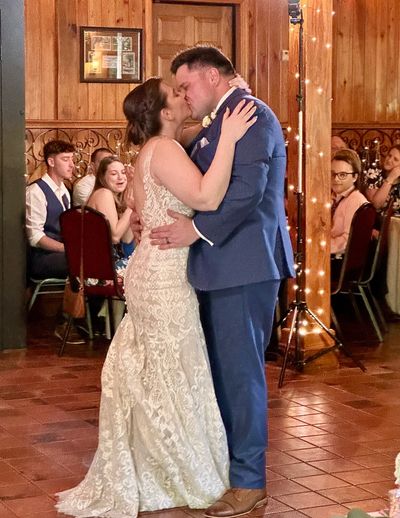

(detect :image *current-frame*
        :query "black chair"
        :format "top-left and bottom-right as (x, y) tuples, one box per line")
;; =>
(331, 203), (378, 340)
(357, 199), (394, 337)
(59, 206), (125, 355)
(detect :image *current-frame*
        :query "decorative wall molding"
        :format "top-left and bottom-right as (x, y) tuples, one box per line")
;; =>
(25, 125), (138, 182)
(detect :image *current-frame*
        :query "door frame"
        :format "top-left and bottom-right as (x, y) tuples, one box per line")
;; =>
(0, 0), (26, 349)
(144, 0), (250, 79)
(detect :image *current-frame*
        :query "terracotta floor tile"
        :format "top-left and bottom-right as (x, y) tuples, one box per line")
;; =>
(4, 494), (55, 517)
(358, 480), (394, 498)
(259, 496), (292, 515)
(265, 512), (308, 517)
(343, 498), (388, 512)
(301, 504), (350, 518)
(269, 438), (318, 452)
(309, 459), (364, 473)
(0, 502), (18, 517)
(34, 475), (83, 496)
(271, 463), (325, 479)
(7, 456), (73, 481)
(0, 461), (30, 487)
(0, 316), (397, 518)
(276, 491), (335, 509)
(318, 486), (377, 504)
(266, 451), (299, 467)
(288, 448), (339, 462)
(0, 482), (44, 500)
(0, 446), (42, 459)
(292, 474), (349, 491)
(349, 453), (395, 468)
(294, 414), (338, 425)
(267, 479), (309, 496)
(334, 469), (391, 485)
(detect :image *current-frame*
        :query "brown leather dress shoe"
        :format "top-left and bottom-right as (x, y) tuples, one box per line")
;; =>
(204, 488), (268, 518)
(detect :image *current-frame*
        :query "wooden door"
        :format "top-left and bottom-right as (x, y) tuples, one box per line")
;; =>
(152, 2), (234, 82)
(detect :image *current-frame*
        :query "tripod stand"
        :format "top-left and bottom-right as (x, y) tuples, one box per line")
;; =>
(276, 4), (366, 388)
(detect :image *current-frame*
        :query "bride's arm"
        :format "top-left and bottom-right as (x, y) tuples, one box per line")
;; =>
(152, 101), (256, 211)
(90, 189), (132, 244)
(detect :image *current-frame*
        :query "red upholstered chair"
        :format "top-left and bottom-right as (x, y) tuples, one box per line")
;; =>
(331, 203), (378, 340)
(59, 206), (125, 355)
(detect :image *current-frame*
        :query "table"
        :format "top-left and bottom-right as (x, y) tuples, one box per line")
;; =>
(386, 216), (400, 314)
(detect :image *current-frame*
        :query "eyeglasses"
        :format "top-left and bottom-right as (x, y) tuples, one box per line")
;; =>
(330, 172), (356, 180)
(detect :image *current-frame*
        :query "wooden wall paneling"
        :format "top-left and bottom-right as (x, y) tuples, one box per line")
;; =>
(25, 0), (42, 119)
(25, 0), (57, 120)
(144, 0), (153, 78)
(363, 0), (378, 121)
(246, 0), (256, 91)
(374, 1), (388, 121)
(57, 0), (80, 120)
(39, 0), (57, 119)
(269, 0), (288, 124)
(254, 0), (268, 103)
(101, 0), (118, 120)
(77, 0), (89, 121)
(386, 0), (400, 121)
(349, 0), (365, 123)
(87, 0), (104, 121)
(332, 0), (353, 122)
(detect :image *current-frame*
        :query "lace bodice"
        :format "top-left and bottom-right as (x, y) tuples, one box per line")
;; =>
(56, 135), (229, 518)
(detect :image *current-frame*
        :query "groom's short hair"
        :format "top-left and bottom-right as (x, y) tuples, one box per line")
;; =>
(170, 45), (236, 76)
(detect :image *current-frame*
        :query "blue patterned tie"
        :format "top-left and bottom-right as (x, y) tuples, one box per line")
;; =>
(61, 193), (70, 210)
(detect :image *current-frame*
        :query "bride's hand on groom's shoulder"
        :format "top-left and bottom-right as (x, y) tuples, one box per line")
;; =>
(150, 210), (198, 249)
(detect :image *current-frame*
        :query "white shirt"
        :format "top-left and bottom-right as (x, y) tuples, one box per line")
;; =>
(73, 174), (96, 206)
(192, 87), (238, 246)
(26, 173), (71, 247)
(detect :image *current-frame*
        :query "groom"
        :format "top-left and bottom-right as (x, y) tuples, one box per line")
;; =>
(150, 46), (294, 517)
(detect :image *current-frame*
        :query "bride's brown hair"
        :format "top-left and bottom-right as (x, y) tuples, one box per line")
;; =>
(123, 77), (167, 146)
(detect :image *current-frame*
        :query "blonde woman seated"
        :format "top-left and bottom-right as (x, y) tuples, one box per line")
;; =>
(331, 149), (368, 257)
(86, 156), (134, 278)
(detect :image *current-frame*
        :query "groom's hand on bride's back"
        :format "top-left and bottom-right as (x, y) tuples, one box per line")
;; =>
(150, 209), (199, 249)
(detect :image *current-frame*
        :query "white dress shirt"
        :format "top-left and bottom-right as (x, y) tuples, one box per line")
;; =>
(192, 87), (238, 247)
(26, 173), (71, 247)
(72, 174), (96, 206)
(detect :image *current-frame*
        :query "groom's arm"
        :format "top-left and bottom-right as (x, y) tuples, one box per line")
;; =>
(194, 108), (280, 246)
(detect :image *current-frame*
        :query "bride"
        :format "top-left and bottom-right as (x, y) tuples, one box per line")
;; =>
(56, 77), (256, 518)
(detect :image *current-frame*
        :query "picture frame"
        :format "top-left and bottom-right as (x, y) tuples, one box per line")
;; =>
(80, 26), (143, 83)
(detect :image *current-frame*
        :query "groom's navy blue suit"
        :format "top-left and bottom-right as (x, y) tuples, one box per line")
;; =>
(188, 88), (294, 489)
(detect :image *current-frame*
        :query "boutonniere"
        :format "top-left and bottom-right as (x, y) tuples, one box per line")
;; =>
(202, 109), (217, 128)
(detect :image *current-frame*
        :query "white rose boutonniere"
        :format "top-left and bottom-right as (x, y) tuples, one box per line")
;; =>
(202, 110), (217, 128)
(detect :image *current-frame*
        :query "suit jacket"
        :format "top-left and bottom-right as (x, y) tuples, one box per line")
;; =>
(188, 88), (295, 291)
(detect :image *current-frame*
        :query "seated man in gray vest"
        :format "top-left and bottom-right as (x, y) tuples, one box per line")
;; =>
(26, 139), (75, 279)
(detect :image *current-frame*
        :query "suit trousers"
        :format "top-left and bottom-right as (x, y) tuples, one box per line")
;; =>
(197, 279), (281, 488)
(28, 248), (68, 279)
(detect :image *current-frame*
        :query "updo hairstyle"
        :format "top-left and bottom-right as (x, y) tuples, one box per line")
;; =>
(123, 77), (167, 146)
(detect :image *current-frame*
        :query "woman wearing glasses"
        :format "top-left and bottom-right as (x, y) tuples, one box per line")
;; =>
(331, 149), (368, 256)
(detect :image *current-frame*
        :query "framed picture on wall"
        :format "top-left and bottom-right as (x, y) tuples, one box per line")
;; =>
(80, 26), (143, 83)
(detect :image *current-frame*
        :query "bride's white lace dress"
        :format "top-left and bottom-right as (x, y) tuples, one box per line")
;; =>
(56, 138), (229, 517)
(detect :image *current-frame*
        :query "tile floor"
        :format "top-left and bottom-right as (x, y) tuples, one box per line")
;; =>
(0, 316), (399, 518)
